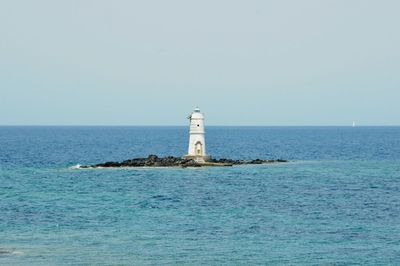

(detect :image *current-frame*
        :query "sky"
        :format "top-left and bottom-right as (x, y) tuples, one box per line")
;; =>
(0, 0), (399, 126)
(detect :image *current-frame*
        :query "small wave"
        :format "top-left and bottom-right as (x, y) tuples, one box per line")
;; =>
(11, 250), (24, 255)
(70, 164), (82, 169)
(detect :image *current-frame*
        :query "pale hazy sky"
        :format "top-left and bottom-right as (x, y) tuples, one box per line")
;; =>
(1, 0), (399, 125)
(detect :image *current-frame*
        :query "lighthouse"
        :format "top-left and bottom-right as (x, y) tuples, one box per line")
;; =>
(184, 107), (210, 162)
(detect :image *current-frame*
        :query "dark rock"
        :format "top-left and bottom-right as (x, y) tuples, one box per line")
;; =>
(249, 159), (263, 164)
(79, 155), (288, 168)
(0, 248), (15, 256)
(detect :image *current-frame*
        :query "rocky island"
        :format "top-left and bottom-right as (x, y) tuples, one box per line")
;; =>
(79, 155), (288, 168)
(79, 108), (289, 169)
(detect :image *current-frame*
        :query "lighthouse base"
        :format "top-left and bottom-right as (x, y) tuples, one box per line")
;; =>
(183, 155), (212, 163)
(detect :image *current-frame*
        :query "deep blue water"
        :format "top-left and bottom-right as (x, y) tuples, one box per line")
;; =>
(0, 126), (399, 265)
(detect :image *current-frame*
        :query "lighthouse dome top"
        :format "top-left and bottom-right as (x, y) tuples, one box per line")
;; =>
(190, 107), (204, 119)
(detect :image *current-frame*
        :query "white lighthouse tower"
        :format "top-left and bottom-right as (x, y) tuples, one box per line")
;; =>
(184, 107), (210, 162)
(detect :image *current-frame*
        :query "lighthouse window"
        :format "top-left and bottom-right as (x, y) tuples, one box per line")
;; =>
(197, 124), (199, 127)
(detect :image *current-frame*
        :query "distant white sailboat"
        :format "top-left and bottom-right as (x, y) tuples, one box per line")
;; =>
(352, 121), (356, 127)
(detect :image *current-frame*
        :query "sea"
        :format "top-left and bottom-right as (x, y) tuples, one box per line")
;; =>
(0, 126), (399, 265)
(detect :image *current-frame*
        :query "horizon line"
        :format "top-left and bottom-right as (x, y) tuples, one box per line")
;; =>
(0, 124), (399, 127)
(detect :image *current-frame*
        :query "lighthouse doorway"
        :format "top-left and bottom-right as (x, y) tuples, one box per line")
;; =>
(195, 142), (203, 156)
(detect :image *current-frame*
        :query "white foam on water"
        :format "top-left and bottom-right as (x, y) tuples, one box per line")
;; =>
(12, 250), (24, 255)
(70, 164), (82, 169)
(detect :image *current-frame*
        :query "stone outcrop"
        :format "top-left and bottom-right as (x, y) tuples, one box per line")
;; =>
(79, 155), (288, 168)
(0, 248), (17, 256)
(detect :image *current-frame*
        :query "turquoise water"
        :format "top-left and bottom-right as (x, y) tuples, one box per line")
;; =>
(1, 126), (399, 265)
